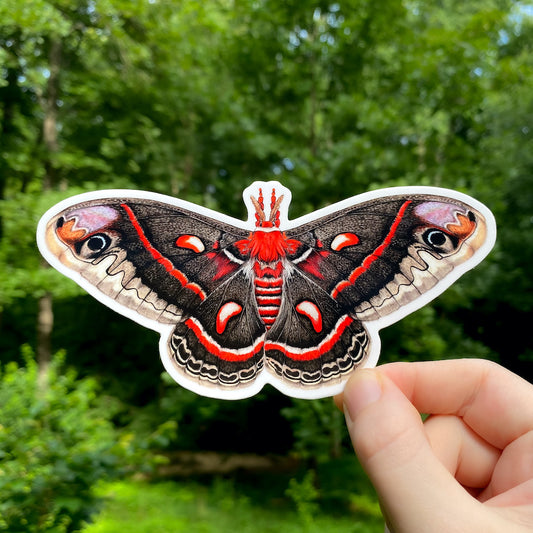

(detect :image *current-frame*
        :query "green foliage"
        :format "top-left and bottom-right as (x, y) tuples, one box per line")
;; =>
(348, 493), (382, 519)
(380, 303), (497, 364)
(84, 478), (383, 533)
(0, 347), (137, 532)
(285, 470), (320, 531)
(281, 398), (346, 462)
(0, 189), (97, 308)
(127, 373), (294, 454)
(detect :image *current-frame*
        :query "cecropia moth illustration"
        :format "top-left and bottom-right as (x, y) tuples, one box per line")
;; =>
(37, 182), (496, 400)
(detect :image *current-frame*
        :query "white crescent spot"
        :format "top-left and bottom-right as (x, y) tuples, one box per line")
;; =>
(176, 234), (205, 253)
(296, 300), (323, 333)
(216, 301), (243, 334)
(331, 232), (359, 251)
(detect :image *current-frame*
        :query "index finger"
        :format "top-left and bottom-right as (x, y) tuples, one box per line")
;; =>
(377, 359), (533, 450)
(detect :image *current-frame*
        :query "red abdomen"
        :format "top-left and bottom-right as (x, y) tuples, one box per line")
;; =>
(254, 262), (283, 329)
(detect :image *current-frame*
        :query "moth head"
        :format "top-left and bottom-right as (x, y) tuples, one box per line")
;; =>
(51, 205), (122, 262)
(251, 187), (284, 229)
(413, 201), (481, 256)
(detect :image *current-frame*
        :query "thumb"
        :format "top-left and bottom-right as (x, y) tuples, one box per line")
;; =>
(342, 368), (479, 533)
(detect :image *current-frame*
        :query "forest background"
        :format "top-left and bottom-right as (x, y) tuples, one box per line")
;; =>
(0, 1), (532, 532)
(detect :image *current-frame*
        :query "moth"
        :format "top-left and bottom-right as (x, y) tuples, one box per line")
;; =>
(37, 182), (496, 400)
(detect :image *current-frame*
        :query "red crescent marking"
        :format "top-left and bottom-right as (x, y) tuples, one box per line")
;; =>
(121, 204), (206, 300)
(331, 232), (360, 251)
(176, 234), (205, 253)
(185, 318), (263, 362)
(216, 302), (242, 334)
(331, 200), (411, 299)
(265, 315), (354, 361)
(295, 301), (323, 333)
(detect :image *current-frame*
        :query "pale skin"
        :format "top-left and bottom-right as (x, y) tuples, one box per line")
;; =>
(334, 359), (533, 532)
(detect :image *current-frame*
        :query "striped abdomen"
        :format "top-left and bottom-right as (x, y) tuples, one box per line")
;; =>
(254, 264), (283, 329)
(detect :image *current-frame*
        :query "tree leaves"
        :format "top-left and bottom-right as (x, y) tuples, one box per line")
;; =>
(0, 0), (531, 387)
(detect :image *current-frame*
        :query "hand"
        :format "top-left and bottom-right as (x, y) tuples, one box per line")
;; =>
(336, 359), (533, 532)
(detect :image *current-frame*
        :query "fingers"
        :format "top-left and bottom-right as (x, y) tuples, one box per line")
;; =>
(485, 478), (533, 508)
(378, 359), (533, 449)
(343, 368), (481, 532)
(339, 361), (533, 532)
(424, 414), (500, 490)
(424, 417), (533, 508)
(482, 429), (533, 503)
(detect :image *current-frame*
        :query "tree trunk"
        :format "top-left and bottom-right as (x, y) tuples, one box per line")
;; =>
(42, 38), (61, 190)
(0, 45), (21, 237)
(37, 38), (62, 380)
(37, 292), (54, 387)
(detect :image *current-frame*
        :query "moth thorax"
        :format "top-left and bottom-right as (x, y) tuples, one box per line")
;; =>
(253, 260), (283, 329)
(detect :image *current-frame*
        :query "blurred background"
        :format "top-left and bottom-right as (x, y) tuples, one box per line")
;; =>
(0, 1), (531, 531)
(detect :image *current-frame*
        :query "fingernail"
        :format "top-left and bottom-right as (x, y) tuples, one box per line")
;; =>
(343, 370), (383, 429)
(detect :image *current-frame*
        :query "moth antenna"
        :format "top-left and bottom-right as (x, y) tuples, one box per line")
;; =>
(251, 195), (266, 226)
(269, 194), (284, 224)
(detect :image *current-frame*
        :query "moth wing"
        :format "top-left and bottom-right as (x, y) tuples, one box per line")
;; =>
(38, 193), (251, 325)
(285, 189), (495, 326)
(38, 192), (269, 398)
(264, 267), (369, 395)
(167, 269), (267, 396)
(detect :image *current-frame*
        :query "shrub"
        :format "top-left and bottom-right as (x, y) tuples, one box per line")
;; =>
(0, 347), (136, 532)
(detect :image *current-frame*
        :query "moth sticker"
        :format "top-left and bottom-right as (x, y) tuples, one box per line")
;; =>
(37, 182), (496, 400)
